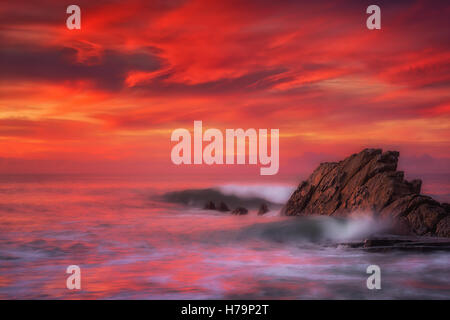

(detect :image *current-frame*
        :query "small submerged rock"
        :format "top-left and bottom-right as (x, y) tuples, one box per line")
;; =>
(232, 207), (248, 215)
(257, 203), (269, 215)
(204, 201), (216, 210)
(218, 201), (230, 212)
(202, 201), (255, 216)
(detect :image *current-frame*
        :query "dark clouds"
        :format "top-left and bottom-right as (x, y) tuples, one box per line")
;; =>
(0, 45), (162, 90)
(0, 0), (448, 182)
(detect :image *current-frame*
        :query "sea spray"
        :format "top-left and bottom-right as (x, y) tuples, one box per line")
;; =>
(236, 216), (390, 243)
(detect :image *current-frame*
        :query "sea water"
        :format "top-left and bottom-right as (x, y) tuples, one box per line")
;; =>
(0, 175), (448, 299)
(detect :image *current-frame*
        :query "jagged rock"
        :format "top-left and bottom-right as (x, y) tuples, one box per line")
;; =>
(379, 194), (448, 236)
(204, 201), (216, 210)
(436, 215), (450, 237)
(232, 207), (248, 215)
(258, 203), (269, 215)
(218, 201), (230, 212)
(282, 148), (450, 237)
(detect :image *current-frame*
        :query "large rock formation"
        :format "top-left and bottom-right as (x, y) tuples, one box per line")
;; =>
(282, 149), (450, 237)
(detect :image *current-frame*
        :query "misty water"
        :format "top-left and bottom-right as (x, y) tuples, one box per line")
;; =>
(0, 175), (448, 299)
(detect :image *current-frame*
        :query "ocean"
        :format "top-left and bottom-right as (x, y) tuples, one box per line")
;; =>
(0, 175), (448, 299)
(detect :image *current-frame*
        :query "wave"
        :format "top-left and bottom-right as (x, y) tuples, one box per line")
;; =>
(162, 184), (389, 244)
(217, 184), (294, 204)
(162, 187), (278, 209)
(237, 215), (389, 243)
(162, 184), (294, 209)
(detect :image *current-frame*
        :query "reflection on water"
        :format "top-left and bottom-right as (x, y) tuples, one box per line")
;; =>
(0, 175), (449, 299)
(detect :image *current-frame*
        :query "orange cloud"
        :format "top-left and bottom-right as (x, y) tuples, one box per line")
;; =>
(0, 0), (448, 190)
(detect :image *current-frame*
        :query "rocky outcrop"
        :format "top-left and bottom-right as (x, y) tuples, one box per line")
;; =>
(232, 207), (249, 215)
(204, 201), (216, 210)
(258, 203), (269, 215)
(218, 201), (230, 212)
(204, 200), (250, 215)
(282, 149), (450, 237)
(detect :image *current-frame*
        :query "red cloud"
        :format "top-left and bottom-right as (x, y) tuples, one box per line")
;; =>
(0, 0), (448, 184)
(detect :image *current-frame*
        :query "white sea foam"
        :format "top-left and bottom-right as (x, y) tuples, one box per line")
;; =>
(217, 184), (295, 204)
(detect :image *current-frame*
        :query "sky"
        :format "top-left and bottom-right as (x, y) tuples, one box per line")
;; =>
(0, 1), (449, 194)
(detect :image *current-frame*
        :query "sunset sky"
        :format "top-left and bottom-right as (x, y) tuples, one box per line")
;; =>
(0, 1), (449, 194)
